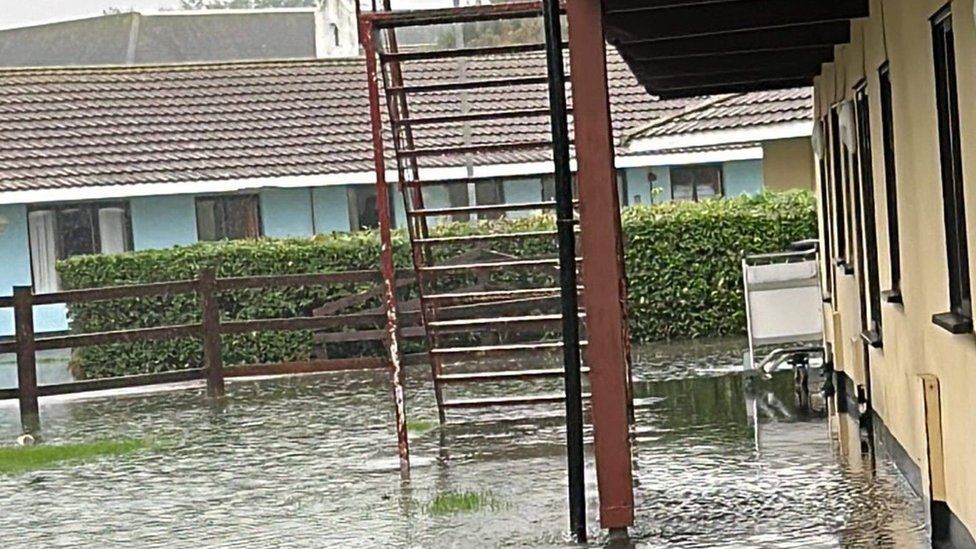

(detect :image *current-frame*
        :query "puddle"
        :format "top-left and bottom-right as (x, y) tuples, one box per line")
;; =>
(0, 339), (928, 547)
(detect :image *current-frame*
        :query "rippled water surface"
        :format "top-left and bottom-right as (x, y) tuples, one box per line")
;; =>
(0, 339), (928, 548)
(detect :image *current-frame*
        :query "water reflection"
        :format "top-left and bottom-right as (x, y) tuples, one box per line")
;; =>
(0, 340), (927, 548)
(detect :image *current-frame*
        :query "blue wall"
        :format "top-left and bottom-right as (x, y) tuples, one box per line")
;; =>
(623, 166), (671, 205)
(261, 188), (314, 238)
(0, 205), (69, 336)
(312, 186), (351, 233)
(131, 195), (198, 250)
(722, 160), (765, 198)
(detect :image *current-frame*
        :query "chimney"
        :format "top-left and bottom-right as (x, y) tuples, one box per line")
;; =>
(315, 0), (359, 57)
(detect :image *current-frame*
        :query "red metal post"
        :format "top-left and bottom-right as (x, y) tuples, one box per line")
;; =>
(361, 17), (411, 479)
(566, 0), (635, 531)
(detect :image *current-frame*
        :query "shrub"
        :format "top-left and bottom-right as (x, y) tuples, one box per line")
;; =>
(58, 191), (815, 378)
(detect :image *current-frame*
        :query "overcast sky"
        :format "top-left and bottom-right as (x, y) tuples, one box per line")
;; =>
(0, 0), (452, 30)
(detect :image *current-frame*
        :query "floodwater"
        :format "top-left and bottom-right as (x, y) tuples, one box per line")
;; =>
(0, 339), (928, 548)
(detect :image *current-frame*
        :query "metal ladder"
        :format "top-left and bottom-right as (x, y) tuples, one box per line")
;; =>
(361, 2), (588, 423)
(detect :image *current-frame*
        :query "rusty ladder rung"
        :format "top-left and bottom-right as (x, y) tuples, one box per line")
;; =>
(393, 108), (561, 127)
(413, 230), (562, 245)
(365, 1), (564, 29)
(380, 42), (566, 63)
(424, 288), (576, 307)
(398, 140), (560, 158)
(428, 312), (584, 329)
(442, 393), (591, 409)
(431, 340), (587, 358)
(420, 258), (583, 274)
(387, 75), (552, 95)
(408, 200), (561, 216)
(436, 367), (590, 383)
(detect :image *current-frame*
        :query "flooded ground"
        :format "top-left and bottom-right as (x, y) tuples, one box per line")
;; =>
(0, 340), (928, 548)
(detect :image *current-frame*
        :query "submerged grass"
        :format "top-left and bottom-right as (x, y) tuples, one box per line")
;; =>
(0, 438), (152, 475)
(427, 490), (505, 515)
(406, 420), (438, 434)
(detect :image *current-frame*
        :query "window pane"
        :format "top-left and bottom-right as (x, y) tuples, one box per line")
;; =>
(670, 167), (694, 201)
(196, 199), (218, 241)
(57, 206), (96, 258)
(222, 196), (261, 239)
(447, 183), (470, 222)
(694, 166), (722, 200)
(475, 180), (504, 220)
(98, 207), (130, 254)
(28, 210), (59, 293)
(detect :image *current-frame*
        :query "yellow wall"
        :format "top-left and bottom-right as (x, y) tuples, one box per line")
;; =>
(815, 0), (976, 535)
(762, 137), (815, 191)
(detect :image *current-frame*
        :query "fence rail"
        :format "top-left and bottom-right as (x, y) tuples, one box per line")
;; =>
(0, 268), (396, 433)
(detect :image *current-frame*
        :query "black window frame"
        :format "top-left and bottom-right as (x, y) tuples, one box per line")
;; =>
(878, 62), (903, 305)
(854, 83), (883, 348)
(195, 194), (263, 242)
(818, 116), (835, 300)
(829, 107), (850, 273)
(930, 6), (972, 334)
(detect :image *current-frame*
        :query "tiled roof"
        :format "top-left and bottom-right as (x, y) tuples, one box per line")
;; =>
(622, 88), (813, 144)
(0, 51), (810, 194)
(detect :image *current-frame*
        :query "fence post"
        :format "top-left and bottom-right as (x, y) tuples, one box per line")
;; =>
(13, 286), (39, 434)
(199, 268), (224, 398)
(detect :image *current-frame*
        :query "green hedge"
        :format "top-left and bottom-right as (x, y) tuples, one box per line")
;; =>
(58, 191), (815, 378)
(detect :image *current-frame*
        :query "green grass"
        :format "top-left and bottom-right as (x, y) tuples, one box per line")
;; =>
(407, 420), (438, 434)
(0, 438), (152, 475)
(427, 490), (505, 515)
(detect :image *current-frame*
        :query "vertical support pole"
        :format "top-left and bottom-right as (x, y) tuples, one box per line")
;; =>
(541, 0), (586, 542)
(362, 17), (410, 478)
(199, 268), (224, 398)
(13, 286), (39, 434)
(566, 0), (636, 532)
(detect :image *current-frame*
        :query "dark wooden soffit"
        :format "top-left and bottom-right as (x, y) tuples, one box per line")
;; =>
(602, 0), (868, 97)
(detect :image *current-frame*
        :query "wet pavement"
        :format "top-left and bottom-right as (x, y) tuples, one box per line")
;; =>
(0, 339), (928, 548)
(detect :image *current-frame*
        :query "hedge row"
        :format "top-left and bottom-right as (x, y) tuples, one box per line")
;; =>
(58, 191), (816, 378)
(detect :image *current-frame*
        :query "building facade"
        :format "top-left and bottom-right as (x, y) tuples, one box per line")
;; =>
(815, 0), (976, 543)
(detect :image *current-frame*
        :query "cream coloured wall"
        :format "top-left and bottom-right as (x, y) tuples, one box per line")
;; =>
(815, 0), (976, 536)
(761, 137), (815, 191)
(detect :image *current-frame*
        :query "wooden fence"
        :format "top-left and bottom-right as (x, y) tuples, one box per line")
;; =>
(0, 268), (403, 433)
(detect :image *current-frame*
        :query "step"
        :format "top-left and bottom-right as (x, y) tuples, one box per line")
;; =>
(428, 313), (583, 329)
(436, 367), (590, 383)
(380, 42), (555, 62)
(368, 2), (561, 30)
(420, 257), (561, 273)
(388, 75), (551, 95)
(424, 287), (572, 306)
(413, 230), (560, 245)
(442, 393), (591, 409)
(394, 108), (557, 127)
(409, 201), (558, 217)
(431, 340), (587, 358)
(399, 141), (556, 159)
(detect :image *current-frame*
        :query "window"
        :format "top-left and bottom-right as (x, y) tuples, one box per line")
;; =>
(670, 165), (722, 202)
(195, 195), (262, 241)
(348, 186), (380, 230)
(931, 7), (972, 331)
(830, 107), (849, 269)
(878, 63), (902, 302)
(474, 179), (505, 220)
(855, 85), (883, 346)
(818, 117), (834, 298)
(27, 202), (132, 293)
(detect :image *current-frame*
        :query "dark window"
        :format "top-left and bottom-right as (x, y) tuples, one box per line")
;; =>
(879, 63), (902, 298)
(196, 195), (262, 241)
(27, 202), (132, 293)
(348, 186), (380, 230)
(670, 165), (723, 202)
(475, 179), (505, 220)
(932, 7), (971, 325)
(847, 97), (869, 328)
(855, 85), (883, 344)
(830, 108), (848, 267)
(818, 117), (835, 298)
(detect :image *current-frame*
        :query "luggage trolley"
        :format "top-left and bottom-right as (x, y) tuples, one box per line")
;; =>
(742, 240), (827, 378)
